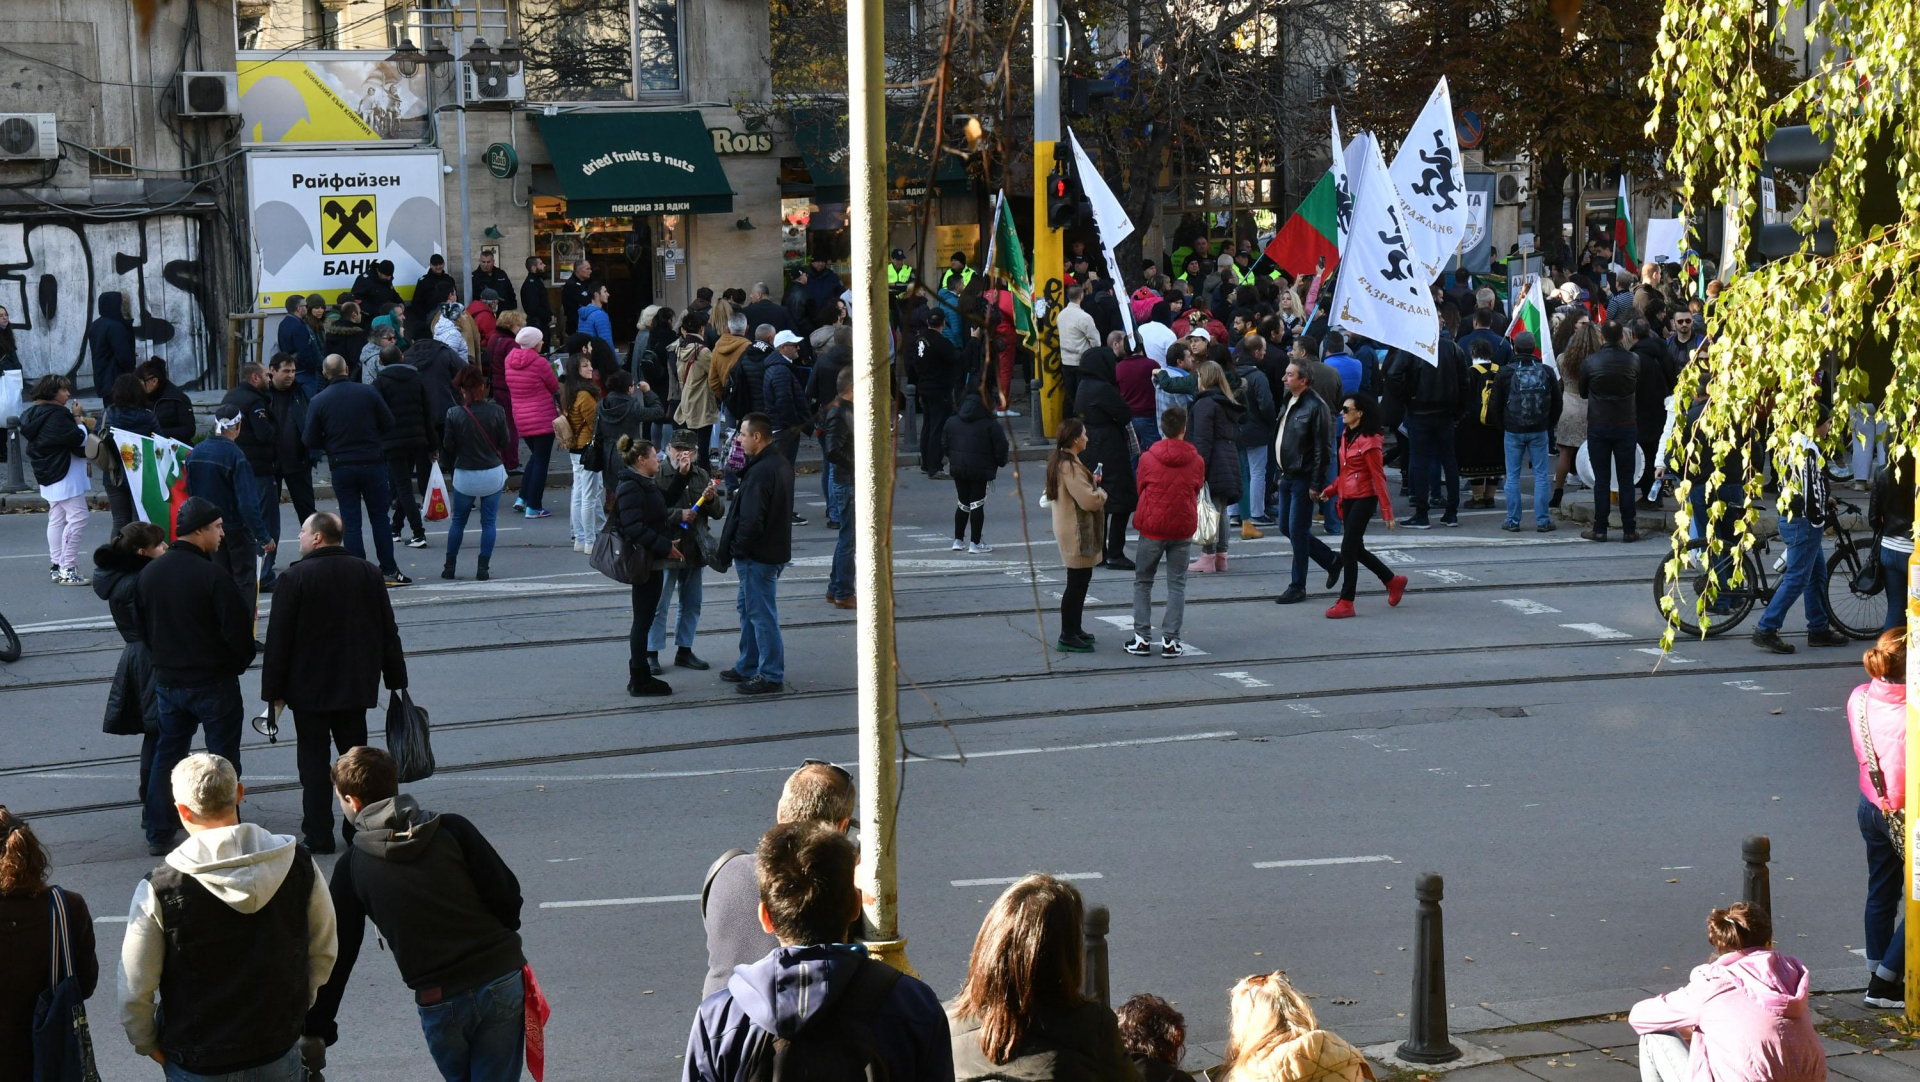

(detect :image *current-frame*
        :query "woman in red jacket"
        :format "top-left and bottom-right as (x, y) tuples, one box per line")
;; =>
(1320, 392), (1408, 618)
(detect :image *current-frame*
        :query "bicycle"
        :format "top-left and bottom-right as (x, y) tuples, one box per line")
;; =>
(1654, 493), (1883, 640)
(0, 608), (17, 663)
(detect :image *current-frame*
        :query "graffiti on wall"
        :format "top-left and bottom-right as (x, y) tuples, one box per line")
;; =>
(0, 215), (214, 391)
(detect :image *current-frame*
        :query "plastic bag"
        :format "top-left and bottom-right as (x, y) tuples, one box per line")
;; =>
(1191, 484), (1218, 547)
(424, 462), (450, 522)
(523, 964), (552, 1081)
(384, 690), (435, 782)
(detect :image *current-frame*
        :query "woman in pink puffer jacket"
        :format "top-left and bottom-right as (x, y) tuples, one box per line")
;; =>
(503, 326), (559, 517)
(1848, 627), (1908, 1009)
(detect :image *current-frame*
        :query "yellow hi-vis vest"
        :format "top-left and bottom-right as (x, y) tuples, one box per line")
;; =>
(887, 263), (913, 293)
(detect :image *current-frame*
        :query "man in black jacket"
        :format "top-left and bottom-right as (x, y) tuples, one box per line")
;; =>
(304, 747), (525, 1075)
(352, 259), (402, 314)
(742, 281), (794, 336)
(722, 414), (794, 696)
(220, 363), (283, 586)
(561, 257), (596, 336)
(822, 367), (856, 608)
(304, 356), (408, 584)
(408, 254), (458, 341)
(1491, 331), (1562, 534)
(376, 347), (433, 548)
(1273, 362), (1338, 604)
(914, 310), (962, 480)
(263, 512), (409, 852)
(137, 496), (257, 854)
(1399, 328), (1469, 529)
(265, 354), (318, 590)
(87, 291), (138, 396)
(470, 249), (515, 312)
(520, 254), (553, 340)
(1578, 320), (1643, 541)
(137, 358), (198, 443)
(762, 330), (810, 473)
(1628, 317), (1678, 506)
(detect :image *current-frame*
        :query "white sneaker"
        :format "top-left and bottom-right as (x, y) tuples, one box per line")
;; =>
(968, 541), (993, 554)
(1123, 634), (1153, 656)
(574, 540), (589, 553)
(50, 565), (61, 583)
(57, 568), (90, 587)
(1159, 636), (1185, 658)
(951, 539), (966, 551)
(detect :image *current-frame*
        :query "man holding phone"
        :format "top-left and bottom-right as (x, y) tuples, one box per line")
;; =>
(646, 428), (727, 675)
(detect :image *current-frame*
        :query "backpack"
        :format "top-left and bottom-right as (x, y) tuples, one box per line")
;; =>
(724, 361), (756, 421)
(1504, 361), (1553, 431)
(740, 957), (904, 1082)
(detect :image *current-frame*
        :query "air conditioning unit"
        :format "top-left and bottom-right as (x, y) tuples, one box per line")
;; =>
(179, 72), (241, 117)
(1493, 165), (1531, 206)
(464, 63), (526, 103)
(0, 113), (58, 160)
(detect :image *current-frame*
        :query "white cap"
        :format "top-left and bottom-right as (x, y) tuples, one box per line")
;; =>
(1186, 325), (1212, 341)
(773, 330), (803, 348)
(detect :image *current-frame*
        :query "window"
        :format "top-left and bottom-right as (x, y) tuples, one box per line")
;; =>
(634, 0), (684, 96)
(307, 0), (341, 48)
(520, 0), (635, 100)
(88, 146), (135, 179)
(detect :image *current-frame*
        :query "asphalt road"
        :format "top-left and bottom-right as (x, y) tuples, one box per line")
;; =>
(0, 461), (1879, 1079)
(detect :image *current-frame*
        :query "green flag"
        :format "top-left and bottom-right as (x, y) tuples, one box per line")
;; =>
(989, 194), (1034, 341)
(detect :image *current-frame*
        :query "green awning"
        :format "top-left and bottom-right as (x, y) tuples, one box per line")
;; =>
(532, 110), (734, 216)
(791, 107), (973, 202)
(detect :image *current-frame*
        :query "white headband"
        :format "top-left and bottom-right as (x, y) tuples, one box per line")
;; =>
(214, 414), (242, 433)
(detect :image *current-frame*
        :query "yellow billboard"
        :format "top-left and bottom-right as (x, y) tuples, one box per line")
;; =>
(238, 54), (430, 145)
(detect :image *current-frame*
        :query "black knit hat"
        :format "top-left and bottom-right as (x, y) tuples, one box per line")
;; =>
(175, 496), (223, 536)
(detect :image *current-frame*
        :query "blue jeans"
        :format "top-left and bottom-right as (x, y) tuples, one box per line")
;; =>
(1405, 413), (1458, 519)
(1131, 416), (1160, 454)
(1277, 477), (1337, 590)
(649, 566), (704, 651)
(1884, 543), (1910, 632)
(1860, 796), (1907, 982)
(1757, 515), (1830, 633)
(1503, 430), (1552, 527)
(734, 558), (785, 683)
(255, 474), (283, 582)
(330, 461), (397, 573)
(147, 681), (244, 847)
(520, 434), (555, 511)
(827, 466), (855, 600)
(164, 1044), (301, 1081)
(417, 968), (526, 1082)
(447, 488), (502, 563)
(1586, 422), (1639, 533)
(1238, 447), (1269, 521)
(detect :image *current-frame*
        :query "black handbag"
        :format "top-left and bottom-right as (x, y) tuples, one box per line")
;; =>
(590, 521), (651, 584)
(384, 690), (435, 783)
(32, 886), (101, 1082)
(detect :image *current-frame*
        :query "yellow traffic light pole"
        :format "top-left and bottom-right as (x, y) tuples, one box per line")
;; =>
(1032, 0), (1066, 437)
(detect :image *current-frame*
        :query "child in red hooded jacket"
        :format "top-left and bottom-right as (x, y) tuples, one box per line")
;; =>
(1128, 405), (1207, 657)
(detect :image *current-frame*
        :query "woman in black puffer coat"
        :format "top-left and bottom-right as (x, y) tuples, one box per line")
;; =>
(943, 392), (1010, 551)
(1074, 342), (1138, 570)
(1186, 360), (1245, 573)
(613, 434), (681, 698)
(92, 521), (166, 823)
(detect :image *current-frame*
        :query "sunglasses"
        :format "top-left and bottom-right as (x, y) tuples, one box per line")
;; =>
(801, 759), (861, 827)
(1342, 405), (1361, 414)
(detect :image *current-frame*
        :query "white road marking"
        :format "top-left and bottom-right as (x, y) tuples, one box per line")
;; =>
(1560, 623), (1630, 640)
(952, 872), (1104, 887)
(1216, 672), (1272, 688)
(1288, 703), (1326, 717)
(915, 731), (1237, 763)
(1724, 679), (1765, 692)
(1093, 615), (1205, 652)
(1005, 569), (1059, 584)
(1253, 854), (1395, 869)
(94, 916), (130, 923)
(540, 894), (702, 909)
(1415, 569), (1476, 584)
(1375, 549), (1420, 564)
(427, 526), (524, 537)
(1661, 866), (1694, 871)
(1635, 648), (1697, 664)
(1049, 591), (1101, 604)
(1494, 599), (1560, 615)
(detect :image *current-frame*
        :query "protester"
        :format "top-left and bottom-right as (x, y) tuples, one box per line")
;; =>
(435, 366), (510, 581)
(1216, 971), (1373, 1082)
(1129, 406), (1204, 658)
(98, 373), (155, 534)
(261, 511), (409, 852)
(1629, 317), (1679, 504)
(685, 821), (951, 1081)
(375, 342), (434, 550)
(410, 254), (458, 339)
(674, 311), (720, 467)
(762, 330), (810, 473)
(1118, 994), (1199, 1082)
(361, 321), (398, 383)
(20, 374), (96, 585)
(138, 358), (197, 443)
(562, 350), (605, 552)
(0, 808), (98, 1082)
(917, 309), (964, 479)
(263, 355), (317, 587)
(1322, 393), (1408, 619)
(325, 301), (369, 377)
(1628, 902), (1824, 1082)
(1187, 360), (1245, 573)
(562, 258), (595, 336)
(944, 387), (1011, 554)
(646, 428), (724, 672)
(594, 368), (666, 497)
(1273, 362), (1339, 604)
(305, 355), (408, 584)
(1492, 331), (1562, 533)
(482, 310), (522, 471)
(304, 747), (527, 1082)
(505, 326), (559, 519)
(1234, 341), (1279, 536)
(950, 873), (1139, 1081)
(118, 753), (338, 1080)
(1457, 336), (1505, 509)
(1753, 430), (1849, 654)
(1578, 320), (1642, 541)
(1077, 334), (1140, 570)
(741, 280), (793, 336)
(821, 367), (858, 607)
(614, 435), (680, 697)
(183, 401), (276, 603)
(1552, 320), (1600, 508)
(1117, 340), (1162, 450)
(86, 290), (138, 395)
(578, 282), (615, 353)
(1397, 327), (1468, 529)
(722, 414), (795, 695)
(95, 520), (166, 821)
(278, 295), (324, 395)
(1850, 629), (1908, 1009)
(1048, 418), (1109, 652)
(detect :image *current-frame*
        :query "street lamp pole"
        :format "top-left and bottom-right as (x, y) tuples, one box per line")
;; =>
(849, 0), (911, 975)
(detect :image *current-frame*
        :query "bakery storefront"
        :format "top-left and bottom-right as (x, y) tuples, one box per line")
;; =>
(530, 109), (740, 338)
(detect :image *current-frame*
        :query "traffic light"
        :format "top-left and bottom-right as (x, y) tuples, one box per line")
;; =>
(1752, 125), (1835, 262)
(1065, 76), (1118, 117)
(1046, 163), (1086, 230)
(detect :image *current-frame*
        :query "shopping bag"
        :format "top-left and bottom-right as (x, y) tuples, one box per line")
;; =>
(523, 964), (552, 1082)
(384, 690), (435, 782)
(589, 522), (643, 584)
(1191, 484), (1218, 547)
(424, 462), (451, 521)
(32, 887), (102, 1082)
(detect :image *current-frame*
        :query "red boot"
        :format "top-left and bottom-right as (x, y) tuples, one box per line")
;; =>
(1325, 599), (1356, 619)
(1387, 575), (1408, 607)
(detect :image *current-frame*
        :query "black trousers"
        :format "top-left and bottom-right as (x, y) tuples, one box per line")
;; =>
(388, 449), (431, 538)
(920, 389), (954, 474)
(212, 526), (257, 613)
(1059, 565), (1094, 637)
(1334, 497), (1396, 601)
(953, 477), (987, 542)
(295, 707), (368, 845)
(1637, 434), (1661, 498)
(1106, 511), (1131, 561)
(629, 569), (665, 670)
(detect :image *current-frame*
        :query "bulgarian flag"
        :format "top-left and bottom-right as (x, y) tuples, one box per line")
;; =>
(113, 428), (192, 539)
(985, 192), (1035, 343)
(1506, 275), (1558, 375)
(1263, 168), (1341, 281)
(1612, 175), (1638, 274)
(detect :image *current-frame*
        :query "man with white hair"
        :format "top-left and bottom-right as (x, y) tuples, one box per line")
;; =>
(119, 753), (337, 1081)
(742, 280), (793, 336)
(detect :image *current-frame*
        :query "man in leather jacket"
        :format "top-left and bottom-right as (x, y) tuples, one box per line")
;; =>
(1273, 361), (1339, 604)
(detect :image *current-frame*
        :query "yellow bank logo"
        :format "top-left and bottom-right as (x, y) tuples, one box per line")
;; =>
(320, 194), (378, 254)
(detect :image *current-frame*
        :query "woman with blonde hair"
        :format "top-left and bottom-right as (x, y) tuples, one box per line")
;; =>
(1850, 627), (1909, 1008)
(950, 874), (1140, 1081)
(1551, 319), (1602, 509)
(1186, 359), (1245, 573)
(1046, 419), (1108, 653)
(454, 310), (482, 366)
(1218, 971), (1373, 1082)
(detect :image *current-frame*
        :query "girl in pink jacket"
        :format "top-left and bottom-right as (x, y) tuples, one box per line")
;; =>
(503, 326), (559, 517)
(1629, 902), (1824, 1082)
(1849, 628), (1908, 1009)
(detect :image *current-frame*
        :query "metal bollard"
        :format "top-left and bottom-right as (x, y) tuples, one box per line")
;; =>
(1, 419), (26, 494)
(1742, 835), (1771, 916)
(1082, 903), (1111, 1008)
(1029, 379), (1045, 443)
(901, 383), (918, 451)
(1397, 872), (1462, 1064)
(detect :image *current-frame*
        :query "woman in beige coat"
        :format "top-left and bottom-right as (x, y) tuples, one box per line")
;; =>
(1217, 971), (1374, 1082)
(1048, 417), (1108, 652)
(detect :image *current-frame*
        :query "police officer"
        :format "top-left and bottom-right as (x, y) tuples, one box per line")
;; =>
(940, 250), (975, 293)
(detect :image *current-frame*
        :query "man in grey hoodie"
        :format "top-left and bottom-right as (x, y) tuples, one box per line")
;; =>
(117, 752), (337, 1080)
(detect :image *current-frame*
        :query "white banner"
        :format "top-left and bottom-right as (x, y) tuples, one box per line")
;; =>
(1068, 129), (1138, 342)
(1332, 133), (1439, 366)
(1330, 108), (1353, 254)
(1460, 189), (1487, 254)
(245, 150), (445, 311)
(1643, 217), (1688, 264)
(1388, 77), (1468, 285)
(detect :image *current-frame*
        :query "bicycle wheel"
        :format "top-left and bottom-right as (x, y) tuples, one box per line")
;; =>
(1655, 538), (1759, 638)
(0, 610), (18, 663)
(1827, 538), (1889, 641)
